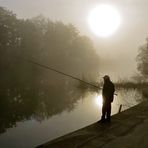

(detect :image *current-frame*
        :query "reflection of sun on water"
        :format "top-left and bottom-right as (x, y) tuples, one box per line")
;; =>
(95, 95), (103, 107)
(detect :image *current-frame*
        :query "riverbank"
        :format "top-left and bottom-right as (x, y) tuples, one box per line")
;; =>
(37, 99), (148, 148)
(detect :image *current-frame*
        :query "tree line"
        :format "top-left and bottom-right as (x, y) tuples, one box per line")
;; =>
(0, 6), (100, 133)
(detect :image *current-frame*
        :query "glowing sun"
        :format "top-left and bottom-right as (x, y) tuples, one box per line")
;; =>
(88, 4), (121, 37)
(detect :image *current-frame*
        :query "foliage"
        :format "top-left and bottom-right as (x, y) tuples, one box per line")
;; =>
(136, 39), (148, 78)
(0, 6), (100, 133)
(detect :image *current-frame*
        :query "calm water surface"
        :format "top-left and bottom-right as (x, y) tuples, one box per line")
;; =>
(0, 88), (144, 148)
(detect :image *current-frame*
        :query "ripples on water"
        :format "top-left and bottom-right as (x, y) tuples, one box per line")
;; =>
(0, 82), (146, 148)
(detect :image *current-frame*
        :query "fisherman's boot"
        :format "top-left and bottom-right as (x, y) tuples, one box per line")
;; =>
(106, 117), (111, 122)
(100, 115), (106, 123)
(106, 114), (111, 122)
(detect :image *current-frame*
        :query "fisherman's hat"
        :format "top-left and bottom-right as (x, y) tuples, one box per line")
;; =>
(103, 75), (110, 80)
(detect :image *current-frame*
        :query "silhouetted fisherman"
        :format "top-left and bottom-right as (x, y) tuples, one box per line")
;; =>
(101, 75), (115, 122)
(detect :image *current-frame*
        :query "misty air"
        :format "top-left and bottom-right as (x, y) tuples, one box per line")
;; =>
(0, 1), (148, 148)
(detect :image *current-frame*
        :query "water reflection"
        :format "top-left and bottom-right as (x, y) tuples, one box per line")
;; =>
(0, 77), (87, 134)
(0, 82), (146, 148)
(95, 94), (103, 107)
(0, 82), (146, 136)
(93, 88), (145, 116)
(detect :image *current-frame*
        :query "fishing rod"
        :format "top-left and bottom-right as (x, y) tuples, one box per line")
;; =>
(11, 54), (136, 115)
(15, 56), (122, 96)
(16, 56), (99, 89)
(16, 56), (134, 112)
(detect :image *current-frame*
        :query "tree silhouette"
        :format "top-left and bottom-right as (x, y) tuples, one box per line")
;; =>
(136, 38), (148, 79)
(0, 6), (100, 134)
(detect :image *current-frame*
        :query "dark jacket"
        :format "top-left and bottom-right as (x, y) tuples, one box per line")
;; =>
(102, 80), (115, 102)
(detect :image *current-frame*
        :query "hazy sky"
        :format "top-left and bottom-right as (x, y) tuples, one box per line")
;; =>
(1, 0), (148, 79)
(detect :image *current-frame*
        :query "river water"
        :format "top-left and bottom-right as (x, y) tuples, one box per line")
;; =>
(0, 87), (145, 148)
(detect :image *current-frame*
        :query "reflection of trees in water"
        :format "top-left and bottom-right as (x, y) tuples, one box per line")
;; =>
(0, 75), (88, 134)
(115, 88), (143, 106)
